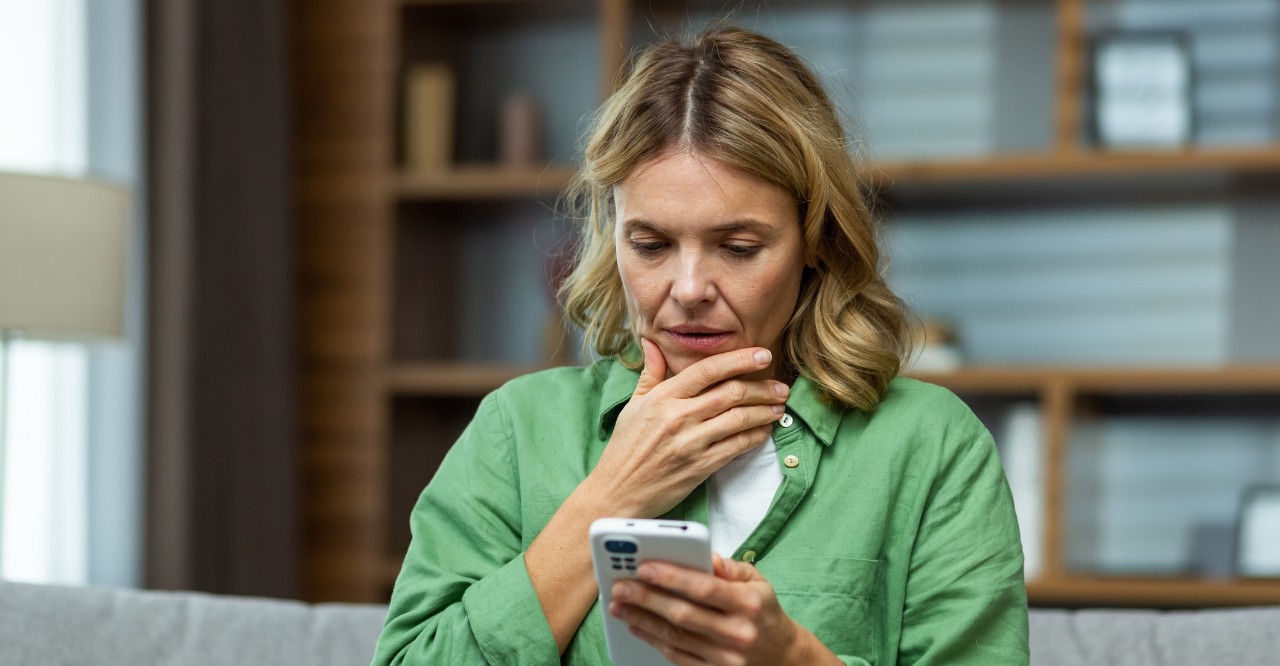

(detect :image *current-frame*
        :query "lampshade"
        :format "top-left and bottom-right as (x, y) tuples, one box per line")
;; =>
(0, 171), (129, 340)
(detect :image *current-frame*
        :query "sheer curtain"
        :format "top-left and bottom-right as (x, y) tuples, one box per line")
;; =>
(0, 0), (142, 587)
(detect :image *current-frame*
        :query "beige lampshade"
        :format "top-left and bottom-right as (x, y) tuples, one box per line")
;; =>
(0, 171), (130, 340)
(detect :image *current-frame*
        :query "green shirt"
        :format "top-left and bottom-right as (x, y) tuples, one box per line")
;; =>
(372, 357), (1029, 665)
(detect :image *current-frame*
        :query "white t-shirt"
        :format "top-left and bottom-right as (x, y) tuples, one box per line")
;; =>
(707, 435), (784, 559)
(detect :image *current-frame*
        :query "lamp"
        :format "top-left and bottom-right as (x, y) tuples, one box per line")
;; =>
(0, 171), (130, 572)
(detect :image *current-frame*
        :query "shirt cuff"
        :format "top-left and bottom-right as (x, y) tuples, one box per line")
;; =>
(463, 551), (560, 665)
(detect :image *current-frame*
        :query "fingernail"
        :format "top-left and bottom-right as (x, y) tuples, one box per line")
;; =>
(754, 349), (772, 365)
(614, 583), (630, 599)
(638, 565), (656, 582)
(774, 382), (789, 398)
(772, 404), (785, 414)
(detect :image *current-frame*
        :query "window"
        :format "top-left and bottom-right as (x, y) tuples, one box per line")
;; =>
(0, 0), (141, 587)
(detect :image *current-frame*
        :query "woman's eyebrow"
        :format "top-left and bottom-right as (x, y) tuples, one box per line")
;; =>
(622, 219), (777, 235)
(621, 219), (665, 235)
(709, 220), (774, 234)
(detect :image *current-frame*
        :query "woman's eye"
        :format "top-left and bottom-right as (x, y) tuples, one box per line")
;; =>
(723, 244), (760, 258)
(629, 240), (666, 255)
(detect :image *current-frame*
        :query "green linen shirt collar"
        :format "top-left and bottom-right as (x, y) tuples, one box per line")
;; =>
(594, 357), (845, 447)
(783, 374), (843, 446)
(595, 358), (640, 439)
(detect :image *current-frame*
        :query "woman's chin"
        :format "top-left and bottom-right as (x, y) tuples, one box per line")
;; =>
(663, 357), (697, 378)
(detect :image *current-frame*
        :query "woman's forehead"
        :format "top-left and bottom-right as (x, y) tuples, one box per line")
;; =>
(614, 152), (796, 231)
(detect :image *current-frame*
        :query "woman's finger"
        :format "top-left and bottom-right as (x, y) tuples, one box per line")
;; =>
(711, 552), (764, 583)
(661, 348), (773, 399)
(633, 561), (744, 615)
(619, 602), (741, 665)
(686, 377), (788, 419)
(625, 621), (708, 666)
(691, 411), (778, 459)
(613, 576), (735, 641)
(633, 337), (668, 397)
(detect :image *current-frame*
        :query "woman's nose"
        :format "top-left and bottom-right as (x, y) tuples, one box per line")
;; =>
(670, 253), (716, 309)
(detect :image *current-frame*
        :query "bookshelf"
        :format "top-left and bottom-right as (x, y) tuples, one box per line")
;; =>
(296, 0), (1280, 606)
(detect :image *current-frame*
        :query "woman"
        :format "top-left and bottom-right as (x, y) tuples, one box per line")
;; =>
(372, 26), (1028, 665)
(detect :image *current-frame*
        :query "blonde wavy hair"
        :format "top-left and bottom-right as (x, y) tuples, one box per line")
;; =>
(557, 26), (912, 412)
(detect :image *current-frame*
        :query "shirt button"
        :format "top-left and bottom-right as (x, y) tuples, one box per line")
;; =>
(779, 413), (794, 427)
(783, 454), (799, 468)
(741, 550), (756, 563)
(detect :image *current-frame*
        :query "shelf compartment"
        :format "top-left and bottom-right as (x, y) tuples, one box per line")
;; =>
(397, 164), (577, 200)
(391, 202), (568, 365)
(386, 395), (486, 557)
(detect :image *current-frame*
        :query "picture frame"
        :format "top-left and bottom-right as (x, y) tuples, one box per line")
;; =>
(1236, 485), (1280, 577)
(1091, 31), (1195, 149)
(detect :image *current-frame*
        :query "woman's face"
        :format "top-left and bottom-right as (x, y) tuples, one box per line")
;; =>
(614, 150), (806, 381)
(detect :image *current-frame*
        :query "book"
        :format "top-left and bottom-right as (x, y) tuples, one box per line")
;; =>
(404, 63), (455, 173)
(1001, 402), (1044, 580)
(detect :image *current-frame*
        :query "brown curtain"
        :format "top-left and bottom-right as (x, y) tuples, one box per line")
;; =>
(145, 0), (297, 598)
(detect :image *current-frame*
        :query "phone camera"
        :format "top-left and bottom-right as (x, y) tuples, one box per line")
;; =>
(604, 540), (638, 554)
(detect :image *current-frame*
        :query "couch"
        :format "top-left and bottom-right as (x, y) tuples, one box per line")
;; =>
(2, 578), (1278, 665)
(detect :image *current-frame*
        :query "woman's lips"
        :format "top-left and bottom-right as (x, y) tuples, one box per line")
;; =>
(664, 329), (733, 352)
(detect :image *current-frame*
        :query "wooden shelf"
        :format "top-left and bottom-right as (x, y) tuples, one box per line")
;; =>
(387, 363), (1280, 398)
(1028, 576), (1280, 608)
(396, 164), (577, 200)
(873, 145), (1280, 186)
(401, 0), (592, 6)
(908, 367), (1052, 394)
(386, 361), (544, 396)
(911, 366), (1280, 395)
(396, 148), (1280, 202)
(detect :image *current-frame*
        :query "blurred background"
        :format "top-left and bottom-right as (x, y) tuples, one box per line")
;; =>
(2, 0), (1279, 611)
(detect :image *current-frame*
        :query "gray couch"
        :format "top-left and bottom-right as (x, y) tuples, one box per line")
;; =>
(0, 579), (386, 666)
(2, 579), (1278, 665)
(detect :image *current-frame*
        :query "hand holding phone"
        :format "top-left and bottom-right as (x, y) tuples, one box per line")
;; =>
(590, 518), (712, 665)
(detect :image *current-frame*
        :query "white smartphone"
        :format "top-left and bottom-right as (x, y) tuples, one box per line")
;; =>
(590, 518), (713, 666)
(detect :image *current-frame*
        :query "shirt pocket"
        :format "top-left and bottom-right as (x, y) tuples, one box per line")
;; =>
(757, 556), (883, 664)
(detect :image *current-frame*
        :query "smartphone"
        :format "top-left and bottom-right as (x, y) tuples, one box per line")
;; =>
(590, 518), (713, 666)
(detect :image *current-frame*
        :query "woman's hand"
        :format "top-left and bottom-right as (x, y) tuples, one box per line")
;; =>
(608, 554), (840, 666)
(582, 338), (789, 519)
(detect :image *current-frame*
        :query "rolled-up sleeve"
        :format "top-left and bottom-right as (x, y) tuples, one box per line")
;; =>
(898, 409), (1030, 665)
(371, 391), (559, 666)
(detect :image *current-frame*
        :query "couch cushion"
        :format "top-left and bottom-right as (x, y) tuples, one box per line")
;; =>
(1030, 606), (1280, 666)
(0, 579), (388, 666)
